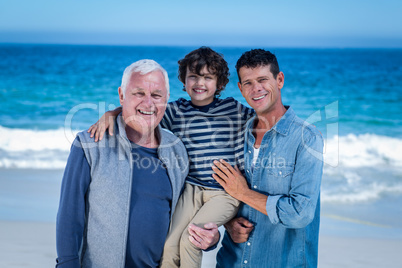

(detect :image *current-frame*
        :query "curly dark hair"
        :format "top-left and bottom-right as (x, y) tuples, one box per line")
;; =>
(178, 47), (229, 97)
(235, 49), (280, 82)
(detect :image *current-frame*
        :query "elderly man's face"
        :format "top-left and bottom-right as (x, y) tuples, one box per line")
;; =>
(119, 71), (168, 135)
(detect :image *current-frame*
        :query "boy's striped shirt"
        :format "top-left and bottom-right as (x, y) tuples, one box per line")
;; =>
(161, 97), (255, 189)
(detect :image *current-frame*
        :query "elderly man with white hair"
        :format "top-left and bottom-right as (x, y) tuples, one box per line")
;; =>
(56, 60), (218, 268)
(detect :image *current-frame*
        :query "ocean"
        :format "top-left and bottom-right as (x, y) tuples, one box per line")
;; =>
(1, 44), (402, 218)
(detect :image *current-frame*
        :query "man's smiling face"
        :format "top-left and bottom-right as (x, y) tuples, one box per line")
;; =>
(119, 70), (168, 135)
(238, 64), (284, 116)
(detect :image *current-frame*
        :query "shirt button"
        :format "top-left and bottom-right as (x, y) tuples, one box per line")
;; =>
(247, 170), (250, 173)
(247, 242), (251, 246)
(253, 185), (257, 189)
(279, 171), (282, 175)
(244, 260), (248, 264)
(248, 150), (252, 154)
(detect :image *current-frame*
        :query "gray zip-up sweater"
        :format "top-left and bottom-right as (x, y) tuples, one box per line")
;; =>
(58, 114), (189, 268)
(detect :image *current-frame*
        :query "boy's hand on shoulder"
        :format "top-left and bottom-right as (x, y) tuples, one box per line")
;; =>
(87, 107), (121, 142)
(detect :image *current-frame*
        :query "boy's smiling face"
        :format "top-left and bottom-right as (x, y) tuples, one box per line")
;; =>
(185, 66), (218, 106)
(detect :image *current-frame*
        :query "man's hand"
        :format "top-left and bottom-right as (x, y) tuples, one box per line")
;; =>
(212, 159), (250, 201)
(224, 217), (254, 244)
(87, 107), (122, 142)
(188, 222), (220, 250)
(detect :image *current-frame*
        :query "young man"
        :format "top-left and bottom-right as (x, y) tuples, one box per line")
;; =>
(213, 49), (324, 267)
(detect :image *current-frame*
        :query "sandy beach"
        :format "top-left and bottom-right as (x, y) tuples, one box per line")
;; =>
(1, 168), (402, 268)
(1, 219), (401, 268)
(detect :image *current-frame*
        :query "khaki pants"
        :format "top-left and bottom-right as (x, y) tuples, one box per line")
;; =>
(160, 183), (240, 268)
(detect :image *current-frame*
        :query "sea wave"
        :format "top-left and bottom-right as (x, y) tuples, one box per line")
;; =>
(1, 126), (401, 203)
(323, 133), (402, 168)
(321, 133), (402, 203)
(0, 125), (78, 169)
(321, 182), (402, 203)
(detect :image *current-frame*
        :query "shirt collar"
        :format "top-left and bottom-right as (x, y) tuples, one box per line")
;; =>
(271, 106), (295, 136)
(190, 97), (219, 112)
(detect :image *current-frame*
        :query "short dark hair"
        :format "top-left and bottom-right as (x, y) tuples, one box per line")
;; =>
(178, 47), (229, 97)
(235, 49), (280, 82)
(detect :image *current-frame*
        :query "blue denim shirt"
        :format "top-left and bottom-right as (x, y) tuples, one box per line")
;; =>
(217, 107), (324, 268)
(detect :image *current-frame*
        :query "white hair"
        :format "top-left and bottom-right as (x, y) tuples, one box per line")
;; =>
(121, 59), (169, 98)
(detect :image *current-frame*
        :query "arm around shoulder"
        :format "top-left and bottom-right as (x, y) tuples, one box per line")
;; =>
(88, 106), (122, 141)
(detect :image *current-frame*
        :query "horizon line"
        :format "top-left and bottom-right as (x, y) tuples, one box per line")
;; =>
(1, 31), (402, 49)
(1, 42), (402, 50)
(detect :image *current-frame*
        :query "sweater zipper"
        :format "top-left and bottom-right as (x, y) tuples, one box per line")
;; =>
(121, 141), (133, 268)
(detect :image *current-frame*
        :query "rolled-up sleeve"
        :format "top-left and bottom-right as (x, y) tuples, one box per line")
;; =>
(265, 134), (324, 228)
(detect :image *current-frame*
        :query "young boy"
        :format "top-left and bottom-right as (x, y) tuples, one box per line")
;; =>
(89, 47), (254, 268)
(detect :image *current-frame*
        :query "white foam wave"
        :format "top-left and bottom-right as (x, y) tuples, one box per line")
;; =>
(321, 133), (402, 203)
(1, 126), (402, 203)
(0, 126), (79, 169)
(324, 133), (402, 168)
(321, 180), (402, 203)
(2, 127), (400, 169)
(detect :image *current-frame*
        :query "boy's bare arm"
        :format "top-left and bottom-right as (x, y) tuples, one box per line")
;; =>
(88, 107), (122, 142)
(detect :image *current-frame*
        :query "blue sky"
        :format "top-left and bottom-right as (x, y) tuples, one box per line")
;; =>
(0, 0), (401, 47)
